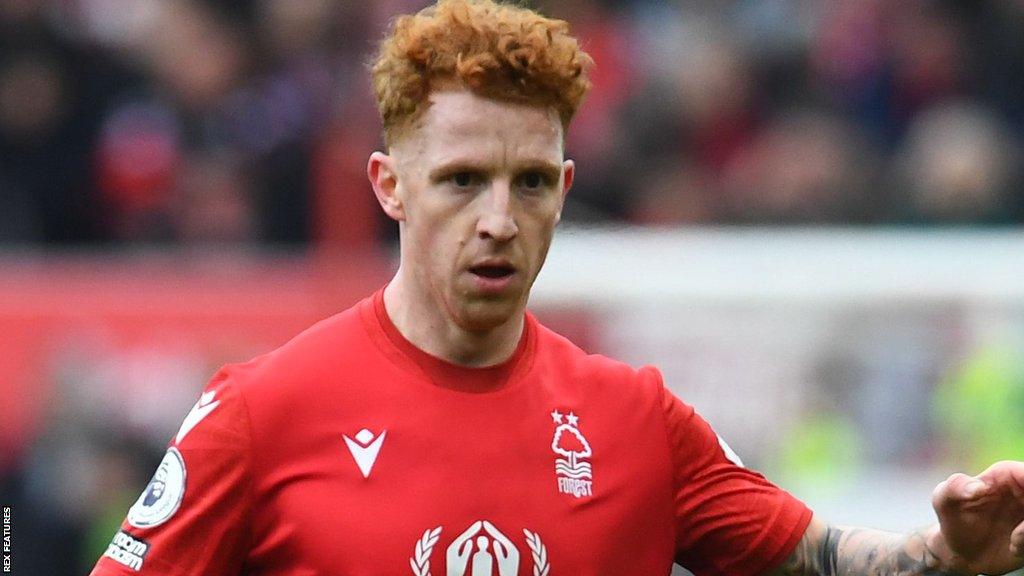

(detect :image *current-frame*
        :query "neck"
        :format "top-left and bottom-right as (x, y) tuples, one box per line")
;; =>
(383, 271), (525, 367)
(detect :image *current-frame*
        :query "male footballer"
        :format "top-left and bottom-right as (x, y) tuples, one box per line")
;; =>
(91, 1), (1024, 574)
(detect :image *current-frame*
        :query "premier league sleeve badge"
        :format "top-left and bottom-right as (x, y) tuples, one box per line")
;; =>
(127, 447), (187, 529)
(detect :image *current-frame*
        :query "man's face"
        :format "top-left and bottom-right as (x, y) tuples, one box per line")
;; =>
(382, 89), (573, 332)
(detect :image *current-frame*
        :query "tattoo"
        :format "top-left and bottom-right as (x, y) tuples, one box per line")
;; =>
(775, 525), (963, 576)
(820, 527), (842, 576)
(836, 527), (957, 576)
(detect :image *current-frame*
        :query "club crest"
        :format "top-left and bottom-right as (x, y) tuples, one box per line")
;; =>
(550, 409), (593, 498)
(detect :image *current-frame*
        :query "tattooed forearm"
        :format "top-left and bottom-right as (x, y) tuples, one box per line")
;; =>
(829, 527), (960, 576)
(772, 522), (966, 576)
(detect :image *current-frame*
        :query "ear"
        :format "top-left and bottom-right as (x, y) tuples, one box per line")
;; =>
(368, 151), (405, 221)
(555, 159), (575, 224)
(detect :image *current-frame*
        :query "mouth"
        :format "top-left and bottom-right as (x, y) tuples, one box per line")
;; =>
(469, 263), (516, 279)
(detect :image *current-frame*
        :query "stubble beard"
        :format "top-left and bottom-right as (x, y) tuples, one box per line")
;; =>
(452, 281), (528, 333)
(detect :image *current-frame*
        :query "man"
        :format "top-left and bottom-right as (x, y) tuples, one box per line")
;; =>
(91, 1), (1024, 575)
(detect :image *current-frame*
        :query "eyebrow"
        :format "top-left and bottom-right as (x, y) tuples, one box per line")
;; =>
(516, 160), (562, 180)
(427, 160), (490, 182)
(427, 159), (562, 182)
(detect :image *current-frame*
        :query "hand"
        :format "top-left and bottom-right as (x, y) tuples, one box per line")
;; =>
(447, 520), (482, 569)
(482, 521), (519, 576)
(931, 461), (1024, 575)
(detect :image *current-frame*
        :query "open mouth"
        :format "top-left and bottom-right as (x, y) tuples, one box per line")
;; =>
(469, 264), (516, 279)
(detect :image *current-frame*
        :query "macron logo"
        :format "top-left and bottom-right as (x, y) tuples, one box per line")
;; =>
(343, 429), (387, 478)
(175, 390), (220, 444)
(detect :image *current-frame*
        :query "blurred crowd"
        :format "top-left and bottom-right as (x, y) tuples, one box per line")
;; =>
(2, 0), (1024, 250)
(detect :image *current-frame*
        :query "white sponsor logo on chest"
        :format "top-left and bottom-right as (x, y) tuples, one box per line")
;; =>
(410, 521), (549, 576)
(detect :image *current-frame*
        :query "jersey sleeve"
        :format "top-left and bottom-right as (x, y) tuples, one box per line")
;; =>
(90, 370), (253, 575)
(649, 367), (813, 576)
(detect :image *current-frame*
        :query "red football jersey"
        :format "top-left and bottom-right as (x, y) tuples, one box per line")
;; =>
(91, 289), (811, 575)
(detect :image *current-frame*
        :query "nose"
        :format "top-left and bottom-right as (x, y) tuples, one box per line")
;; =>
(476, 183), (518, 242)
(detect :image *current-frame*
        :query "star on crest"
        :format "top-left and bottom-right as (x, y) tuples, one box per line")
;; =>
(566, 412), (580, 427)
(551, 409), (564, 424)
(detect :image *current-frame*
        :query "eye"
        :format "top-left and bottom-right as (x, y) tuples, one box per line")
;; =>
(453, 172), (474, 187)
(517, 171), (552, 192)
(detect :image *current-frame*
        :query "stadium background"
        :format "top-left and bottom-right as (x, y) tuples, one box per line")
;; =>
(1, 0), (1023, 574)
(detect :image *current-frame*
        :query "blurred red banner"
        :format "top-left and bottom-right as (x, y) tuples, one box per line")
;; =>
(0, 251), (393, 473)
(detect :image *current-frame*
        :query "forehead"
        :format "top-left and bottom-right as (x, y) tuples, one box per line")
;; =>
(396, 89), (564, 166)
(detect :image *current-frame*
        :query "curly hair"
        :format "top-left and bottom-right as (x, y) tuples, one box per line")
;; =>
(371, 0), (594, 146)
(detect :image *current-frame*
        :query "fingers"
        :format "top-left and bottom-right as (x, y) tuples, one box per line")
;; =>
(946, 472), (988, 498)
(933, 472), (991, 510)
(977, 460), (1024, 493)
(963, 478), (989, 499)
(456, 520), (483, 541)
(1012, 520), (1024, 557)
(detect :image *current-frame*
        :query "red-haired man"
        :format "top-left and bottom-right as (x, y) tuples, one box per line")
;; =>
(92, 1), (1024, 574)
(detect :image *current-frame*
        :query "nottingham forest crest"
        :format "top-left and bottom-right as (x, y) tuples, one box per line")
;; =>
(550, 409), (593, 498)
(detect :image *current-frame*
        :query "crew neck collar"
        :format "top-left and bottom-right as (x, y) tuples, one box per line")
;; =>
(366, 287), (535, 393)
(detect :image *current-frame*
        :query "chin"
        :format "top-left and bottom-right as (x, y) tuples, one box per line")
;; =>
(455, 298), (521, 332)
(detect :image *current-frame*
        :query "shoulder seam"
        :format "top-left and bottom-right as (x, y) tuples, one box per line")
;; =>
(648, 368), (684, 564)
(226, 375), (258, 559)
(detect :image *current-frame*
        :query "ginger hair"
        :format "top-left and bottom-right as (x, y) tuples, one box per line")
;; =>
(371, 0), (593, 146)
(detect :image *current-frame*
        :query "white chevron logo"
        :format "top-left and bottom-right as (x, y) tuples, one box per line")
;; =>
(175, 390), (220, 444)
(344, 429), (387, 478)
